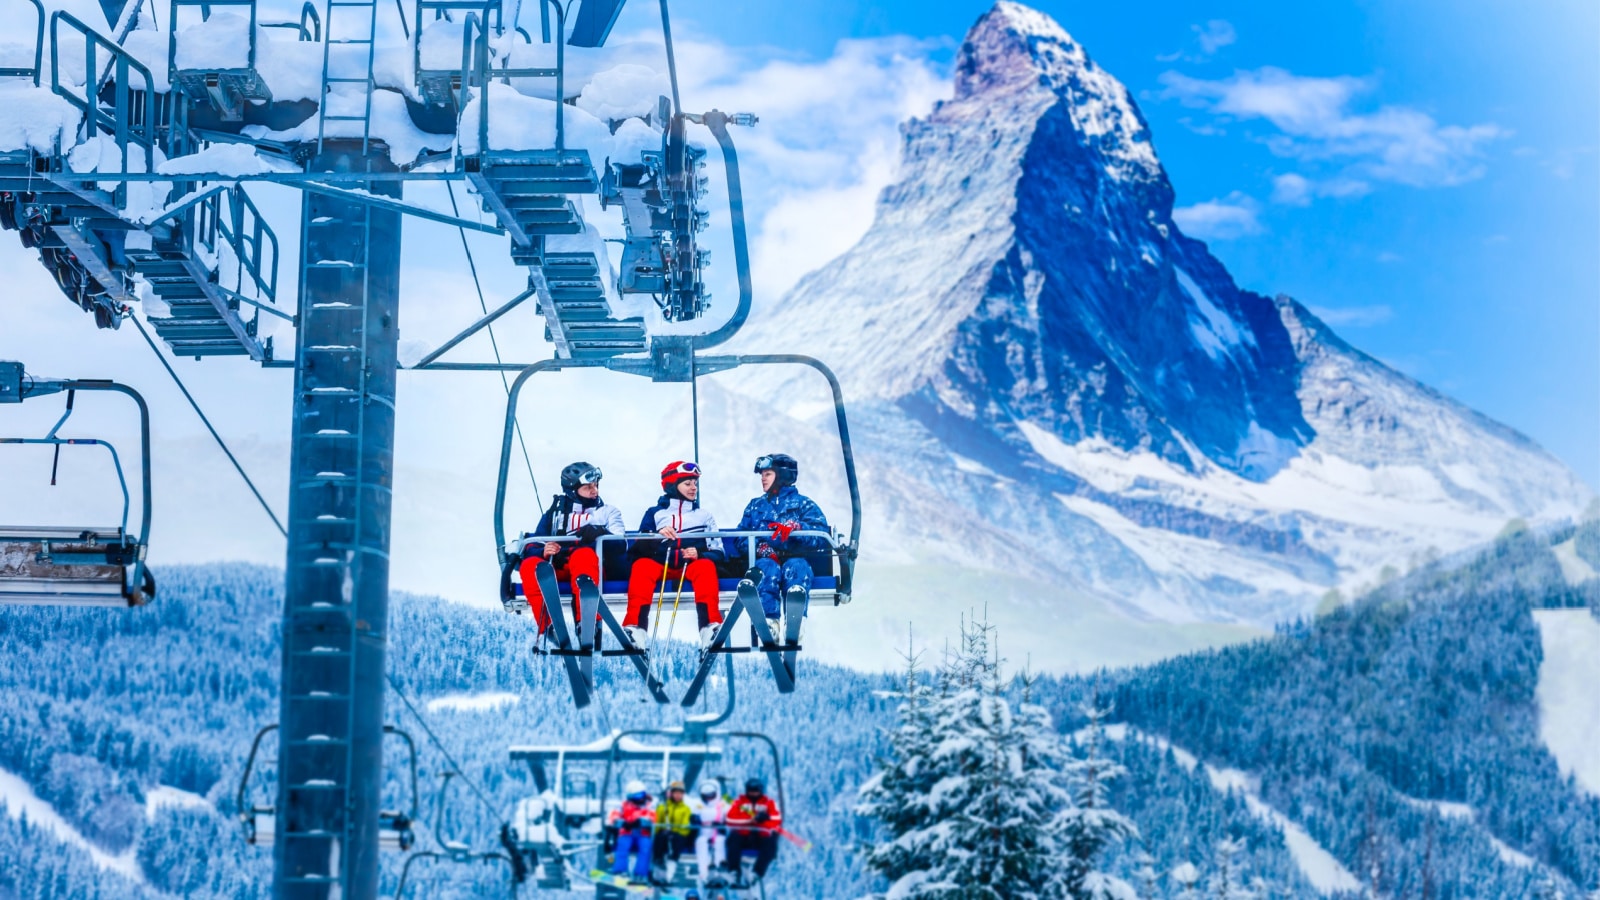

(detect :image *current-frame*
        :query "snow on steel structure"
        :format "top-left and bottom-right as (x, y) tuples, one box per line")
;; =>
(0, 0), (864, 895)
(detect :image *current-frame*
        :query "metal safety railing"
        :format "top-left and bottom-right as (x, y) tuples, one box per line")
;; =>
(430, 0), (567, 157)
(0, 0), (45, 84)
(49, 11), (157, 181)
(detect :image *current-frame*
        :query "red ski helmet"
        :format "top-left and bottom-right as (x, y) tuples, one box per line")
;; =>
(660, 460), (701, 490)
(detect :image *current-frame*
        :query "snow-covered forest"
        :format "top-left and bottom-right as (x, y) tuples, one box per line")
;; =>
(0, 522), (1595, 897)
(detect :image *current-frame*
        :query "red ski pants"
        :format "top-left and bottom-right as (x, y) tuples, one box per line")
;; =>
(519, 547), (600, 634)
(625, 557), (723, 630)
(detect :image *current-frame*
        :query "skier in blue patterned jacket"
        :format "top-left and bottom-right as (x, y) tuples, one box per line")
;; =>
(731, 453), (830, 630)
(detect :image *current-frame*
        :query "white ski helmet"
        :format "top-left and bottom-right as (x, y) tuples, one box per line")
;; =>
(698, 779), (720, 799)
(624, 779), (648, 799)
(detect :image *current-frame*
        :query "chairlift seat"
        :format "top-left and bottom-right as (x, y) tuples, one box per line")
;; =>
(0, 527), (150, 606)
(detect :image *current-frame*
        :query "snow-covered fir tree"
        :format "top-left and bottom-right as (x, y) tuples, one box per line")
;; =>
(1058, 702), (1138, 899)
(1207, 838), (1255, 899)
(857, 646), (940, 889)
(1172, 862), (1203, 900)
(858, 621), (1141, 899)
(1130, 849), (1159, 900)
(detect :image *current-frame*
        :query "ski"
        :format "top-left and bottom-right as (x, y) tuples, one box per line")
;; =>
(534, 561), (592, 708)
(586, 868), (652, 893)
(581, 575), (670, 704)
(744, 582), (794, 694)
(781, 583), (806, 676)
(680, 586), (750, 707)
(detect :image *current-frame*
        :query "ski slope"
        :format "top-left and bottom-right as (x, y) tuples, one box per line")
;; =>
(1093, 724), (1361, 894)
(1533, 609), (1600, 796)
(0, 767), (144, 883)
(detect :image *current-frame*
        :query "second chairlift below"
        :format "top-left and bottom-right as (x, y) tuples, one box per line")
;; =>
(500, 453), (844, 707)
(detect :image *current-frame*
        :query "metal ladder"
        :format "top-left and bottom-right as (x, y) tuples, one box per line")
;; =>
(316, 0), (379, 152)
(278, 167), (399, 896)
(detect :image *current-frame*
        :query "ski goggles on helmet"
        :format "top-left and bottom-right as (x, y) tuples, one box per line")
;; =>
(573, 465), (602, 485)
(753, 455), (776, 472)
(664, 461), (700, 479)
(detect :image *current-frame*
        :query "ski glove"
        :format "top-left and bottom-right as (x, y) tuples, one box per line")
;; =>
(768, 520), (799, 542)
(576, 524), (611, 541)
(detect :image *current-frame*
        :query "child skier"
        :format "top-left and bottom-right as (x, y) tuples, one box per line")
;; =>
(722, 777), (782, 883)
(608, 780), (656, 880)
(651, 780), (696, 882)
(691, 779), (729, 882)
(625, 461), (726, 648)
(514, 462), (626, 641)
(731, 454), (829, 637)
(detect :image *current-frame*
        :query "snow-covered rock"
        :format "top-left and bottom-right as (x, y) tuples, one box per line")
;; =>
(730, 1), (1593, 628)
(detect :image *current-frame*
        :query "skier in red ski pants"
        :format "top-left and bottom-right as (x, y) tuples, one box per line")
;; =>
(517, 462), (626, 639)
(624, 461), (727, 648)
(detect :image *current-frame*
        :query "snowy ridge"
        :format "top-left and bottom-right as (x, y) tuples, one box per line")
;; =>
(1083, 724), (1360, 894)
(728, 1), (1593, 631)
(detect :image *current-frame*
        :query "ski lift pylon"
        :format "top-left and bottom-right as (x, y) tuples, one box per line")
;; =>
(0, 362), (154, 607)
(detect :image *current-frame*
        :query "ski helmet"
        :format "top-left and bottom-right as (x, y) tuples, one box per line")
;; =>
(743, 777), (765, 795)
(623, 779), (648, 800)
(752, 453), (797, 489)
(667, 780), (686, 794)
(698, 779), (721, 799)
(660, 460), (701, 492)
(560, 462), (602, 493)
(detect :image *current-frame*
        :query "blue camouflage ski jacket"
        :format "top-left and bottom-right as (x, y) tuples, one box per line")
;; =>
(730, 485), (830, 570)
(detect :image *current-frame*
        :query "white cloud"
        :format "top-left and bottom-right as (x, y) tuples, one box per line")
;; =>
(1159, 19), (1236, 62)
(1159, 66), (1505, 189)
(1308, 304), (1394, 327)
(1270, 172), (1370, 205)
(1172, 192), (1262, 240)
(1194, 20), (1237, 55)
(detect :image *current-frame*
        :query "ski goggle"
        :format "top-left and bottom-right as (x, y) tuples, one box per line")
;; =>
(573, 465), (602, 485)
(665, 461), (700, 478)
(753, 456), (775, 472)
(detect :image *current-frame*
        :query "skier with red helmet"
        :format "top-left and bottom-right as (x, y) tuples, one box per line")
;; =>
(513, 462), (627, 639)
(624, 460), (726, 648)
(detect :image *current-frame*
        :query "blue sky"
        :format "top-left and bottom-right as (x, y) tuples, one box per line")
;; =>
(655, 0), (1600, 487)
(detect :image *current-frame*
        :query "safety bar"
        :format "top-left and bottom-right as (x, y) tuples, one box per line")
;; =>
(50, 12), (157, 180)
(0, 0), (45, 84)
(10, 373), (153, 594)
(510, 530), (842, 583)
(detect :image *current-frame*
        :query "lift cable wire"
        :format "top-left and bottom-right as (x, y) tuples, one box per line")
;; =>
(445, 181), (541, 501)
(133, 311), (509, 836)
(128, 312), (288, 538)
(385, 671), (507, 827)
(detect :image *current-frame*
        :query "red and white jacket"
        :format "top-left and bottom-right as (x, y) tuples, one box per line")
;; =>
(725, 794), (781, 835)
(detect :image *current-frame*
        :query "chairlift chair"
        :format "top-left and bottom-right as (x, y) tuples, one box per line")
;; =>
(237, 723), (419, 851)
(394, 770), (524, 898)
(0, 362), (154, 607)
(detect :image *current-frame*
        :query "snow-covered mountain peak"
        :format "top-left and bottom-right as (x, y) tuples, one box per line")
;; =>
(955, 2), (1160, 183)
(730, 1), (1593, 629)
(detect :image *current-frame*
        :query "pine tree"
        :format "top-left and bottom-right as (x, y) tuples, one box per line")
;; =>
(1130, 849), (1159, 900)
(1206, 838), (1255, 899)
(858, 645), (940, 889)
(1172, 862), (1202, 900)
(858, 618), (1098, 899)
(1057, 702), (1138, 899)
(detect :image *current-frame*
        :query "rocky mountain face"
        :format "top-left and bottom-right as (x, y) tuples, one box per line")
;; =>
(733, 1), (1592, 630)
